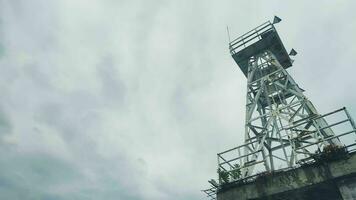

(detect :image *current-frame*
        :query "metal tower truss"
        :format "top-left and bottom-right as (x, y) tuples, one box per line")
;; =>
(215, 19), (356, 184)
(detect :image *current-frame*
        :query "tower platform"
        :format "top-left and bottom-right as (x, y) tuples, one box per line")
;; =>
(229, 22), (293, 76)
(217, 151), (356, 200)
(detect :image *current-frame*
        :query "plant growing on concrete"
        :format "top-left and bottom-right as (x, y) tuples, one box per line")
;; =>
(230, 164), (242, 180)
(217, 168), (230, 184)
(313, 144), (348, 162)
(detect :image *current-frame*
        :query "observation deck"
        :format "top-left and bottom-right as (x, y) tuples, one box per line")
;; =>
(229, 21), (293, 76)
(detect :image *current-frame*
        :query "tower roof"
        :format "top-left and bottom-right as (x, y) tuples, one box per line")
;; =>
(229, 21), (293, 76)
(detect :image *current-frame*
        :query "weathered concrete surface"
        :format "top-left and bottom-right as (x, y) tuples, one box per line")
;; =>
(217, 152), (356, 200)
(338, 177), (356, 200)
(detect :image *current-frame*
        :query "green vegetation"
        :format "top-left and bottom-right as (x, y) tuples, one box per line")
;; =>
(218, 164), (242, 184)
(313, 144), (348, 162)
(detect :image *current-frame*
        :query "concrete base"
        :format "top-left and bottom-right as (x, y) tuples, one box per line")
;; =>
(338, 177), (356, 200)
(217, 153), (356, 200)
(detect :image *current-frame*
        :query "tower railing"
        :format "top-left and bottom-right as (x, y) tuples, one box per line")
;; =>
(217, 107), (356, 184)
(229, 21), (273, 55)
(202, 187), (217, 200)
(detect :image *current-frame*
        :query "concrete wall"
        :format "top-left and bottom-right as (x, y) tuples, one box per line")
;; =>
(217, 152), (356, 200)
(338, 177), (356, 200)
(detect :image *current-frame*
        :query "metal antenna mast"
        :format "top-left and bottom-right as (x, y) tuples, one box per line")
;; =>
(215, 16), (356, 182)
(203, 16), (356, 200)
(225, 18), (339, 178)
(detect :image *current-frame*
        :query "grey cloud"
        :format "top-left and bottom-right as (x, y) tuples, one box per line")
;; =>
(97, 55), (127, 106)
(0, 150), (144, 200)
(0, 108), (11, 134)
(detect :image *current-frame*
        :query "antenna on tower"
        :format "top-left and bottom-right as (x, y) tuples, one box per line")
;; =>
(289, 48), (297, 56)
(226, 26), (231, 44)
(273, 15), (282, 24)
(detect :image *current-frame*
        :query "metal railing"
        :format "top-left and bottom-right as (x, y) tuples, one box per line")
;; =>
(217, 107), (356, 184)
(229, 21), (275, 55)
(202, 187), (217, 200)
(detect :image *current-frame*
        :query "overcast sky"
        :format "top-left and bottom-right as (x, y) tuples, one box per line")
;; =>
(1, 1), (356, 200)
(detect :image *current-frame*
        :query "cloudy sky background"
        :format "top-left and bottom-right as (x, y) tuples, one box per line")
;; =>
(1, 0), (356, 199)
